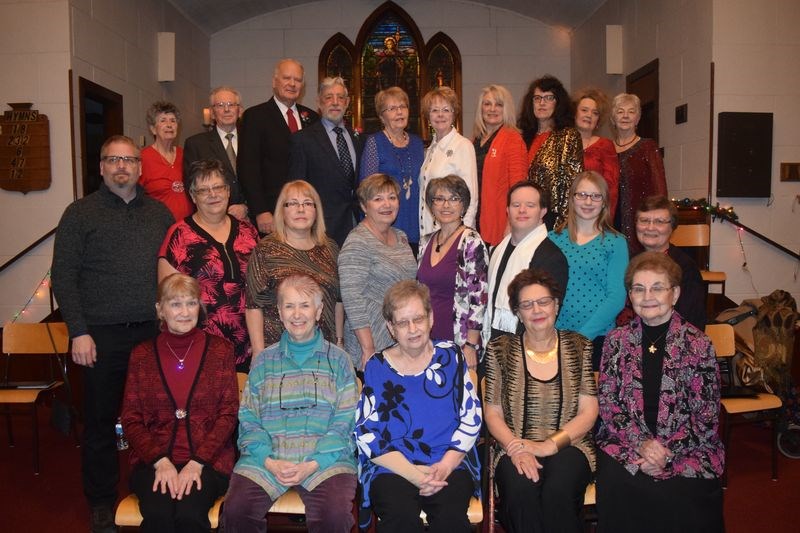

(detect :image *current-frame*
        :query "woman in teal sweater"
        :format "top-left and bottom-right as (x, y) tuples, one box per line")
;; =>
(550, 171), (628, 369)
(224, 274), (358, 533)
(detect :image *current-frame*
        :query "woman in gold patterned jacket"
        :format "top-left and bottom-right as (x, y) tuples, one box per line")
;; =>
(484, 268), (598, 533)
(519, 75), (584, 229)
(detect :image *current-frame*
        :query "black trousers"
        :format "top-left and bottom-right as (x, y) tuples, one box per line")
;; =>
(369, 470), (474, 533)
(494, 446), (591, 533)
(81, 321), (159, 507)
(130, 463), (229, 533)
(596, 450), (724, 533)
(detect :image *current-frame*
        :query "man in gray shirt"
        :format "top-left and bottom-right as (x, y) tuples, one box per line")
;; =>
(52, 135), (173, 533)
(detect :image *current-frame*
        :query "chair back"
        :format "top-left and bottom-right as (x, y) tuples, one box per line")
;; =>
(236, 372), (248, 400)
(670, 224), (710, 247)
(706, 324), (735, 358)
(3, 322), (69, 355)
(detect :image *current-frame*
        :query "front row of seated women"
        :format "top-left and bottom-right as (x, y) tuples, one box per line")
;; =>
(123, 253), (724, 532)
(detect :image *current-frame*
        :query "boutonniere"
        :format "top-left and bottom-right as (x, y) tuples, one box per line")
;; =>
(352, 127), (362, 139)
(490, 148), (497, 158)
(299, 111), (311, 124)
(446, 149), (453, 157)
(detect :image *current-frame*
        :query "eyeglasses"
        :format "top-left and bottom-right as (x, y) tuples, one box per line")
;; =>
(431, 195), (462, 206)
(533, 94), (556, 103)
(279, 372), (318, 410)
(430, 107), (453, 114)
(193, 184), (229, 197)
(212, 102), (240, 110)
(383, 104), (408, 113)
(392, 315), (428, 330)
(284, 200), (316, 209)
(636, 217), (672, 226)
(628, 285), (673, 297)
(574, 191), (604, 202)
(517, 297), (556, 310)
(102, 156), (140, 165)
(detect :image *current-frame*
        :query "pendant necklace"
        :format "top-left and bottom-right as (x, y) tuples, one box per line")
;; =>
(642, 330), (667, 354)
(166, 339), (195, 370)
(435, 225), (463, 253)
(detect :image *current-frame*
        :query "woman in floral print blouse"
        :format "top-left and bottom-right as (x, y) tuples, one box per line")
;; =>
(596, 252), (724, 533)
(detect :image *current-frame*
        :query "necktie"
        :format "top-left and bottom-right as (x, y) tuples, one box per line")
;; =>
(333, 126), (355, 179)
(224, 133), (236, 170)
(287, 108), (299, 133)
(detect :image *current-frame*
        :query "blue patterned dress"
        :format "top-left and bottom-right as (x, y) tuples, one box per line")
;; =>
(354, 341), (482, 510)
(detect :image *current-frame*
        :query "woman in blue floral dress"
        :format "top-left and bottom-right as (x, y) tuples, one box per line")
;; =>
(354, 280), (482, 533)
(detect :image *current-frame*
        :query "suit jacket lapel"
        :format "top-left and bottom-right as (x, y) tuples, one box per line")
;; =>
(208, 130), (236, 177)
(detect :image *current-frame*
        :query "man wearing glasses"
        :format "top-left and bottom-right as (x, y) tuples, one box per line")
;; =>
(482, 180), (569, 344)
(183, 86), (248, 221)
(52, 135), (174, 533)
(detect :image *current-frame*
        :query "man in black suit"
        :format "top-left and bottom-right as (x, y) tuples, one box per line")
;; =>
(238, 59), (319, 234)
(183, 86), (248, 220)
(289, 77), (364, 247)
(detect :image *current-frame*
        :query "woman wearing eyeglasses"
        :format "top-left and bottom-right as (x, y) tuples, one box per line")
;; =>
(245, 180), (344, 361)
(416, 175), (488, 370)
(355, 280), (482, 533)
(550, 171), (628, 370)
(611, 93), (667, 246)
(484, 268), (598, 533)
(225, 274), (358, 533)
(140, 100), (194, 221)
(359, 87), (425, 253)
(519, 76), (584, 229)
(596, 252), (724, 533)
(419, 87), (478, 239)
(159, 159), (258, 371)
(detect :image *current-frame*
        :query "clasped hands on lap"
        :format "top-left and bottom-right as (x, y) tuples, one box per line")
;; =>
(504, 437), (557, 482)
(152, 458), (204, 500)
(265, 458), (320, 487)
(634, 438), (673, 477)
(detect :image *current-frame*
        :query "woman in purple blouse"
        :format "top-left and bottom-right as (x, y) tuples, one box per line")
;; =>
(596, 252), (724, 533)
(417, 175), (488, 369)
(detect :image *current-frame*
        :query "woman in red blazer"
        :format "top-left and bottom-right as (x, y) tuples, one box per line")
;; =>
(472, 85), (529, 247)
(121, 273), (238, 533)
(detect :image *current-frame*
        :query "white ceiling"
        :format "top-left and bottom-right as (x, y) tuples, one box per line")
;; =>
(167, 0), (606, 35)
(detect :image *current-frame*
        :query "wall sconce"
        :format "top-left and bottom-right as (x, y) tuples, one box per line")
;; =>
(202, 107), (212, 128)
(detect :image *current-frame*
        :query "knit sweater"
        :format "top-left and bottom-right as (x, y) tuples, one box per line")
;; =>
(52, 183), (174, 336)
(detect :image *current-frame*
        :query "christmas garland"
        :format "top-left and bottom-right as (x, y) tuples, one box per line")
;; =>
(672, 197), (739, 223)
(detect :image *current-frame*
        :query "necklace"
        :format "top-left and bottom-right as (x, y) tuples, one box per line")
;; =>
(166, 339), (195, 370)
(435, 225), (463, 253)
(614, 135), (639, 148)
(642, 329), (668, 354)
(524, 334), (558, 364)
(383, 129), (408, 147)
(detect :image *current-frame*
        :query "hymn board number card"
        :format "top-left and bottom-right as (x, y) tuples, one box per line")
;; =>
(0, 103), (51, 193)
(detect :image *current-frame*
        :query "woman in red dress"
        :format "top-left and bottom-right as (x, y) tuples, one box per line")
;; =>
(574, 88), (619, 220)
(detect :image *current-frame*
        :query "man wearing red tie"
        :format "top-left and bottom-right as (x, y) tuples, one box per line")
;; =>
(238, 59), (319, 234)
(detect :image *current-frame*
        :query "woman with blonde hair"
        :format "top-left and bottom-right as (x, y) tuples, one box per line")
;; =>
(419, 86), (478, 238)
(574, 88), (619, 219)
(550, 171), (628, 369)
(246, 180), (344, 355)
(472, 84), (528, 246)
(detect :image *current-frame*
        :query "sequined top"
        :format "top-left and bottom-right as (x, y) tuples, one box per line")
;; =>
(616, 138), (667, 244)
(526, 127), (584, 228)
(245, 235), (341, 347)
(484, 330), (597, 472)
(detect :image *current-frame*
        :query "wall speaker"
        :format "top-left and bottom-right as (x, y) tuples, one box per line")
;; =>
(717, 112), (772, 198)
(157, 32), (175, 82)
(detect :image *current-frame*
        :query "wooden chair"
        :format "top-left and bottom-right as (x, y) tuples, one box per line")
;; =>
(1, 321), (75, 474)
(706, 323), (782, 485)
(115, 372), (251, 530)
(669, 223), (727, 294)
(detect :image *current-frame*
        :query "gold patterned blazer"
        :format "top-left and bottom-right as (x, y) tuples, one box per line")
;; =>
(484, 329), (597, 471)
(527, 127), (584, 228)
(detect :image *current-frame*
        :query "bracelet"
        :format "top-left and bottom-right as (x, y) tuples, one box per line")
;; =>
(547, 429), (571, 451)
(464, 341), (479, 351)
(336, 337), (344, 344)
